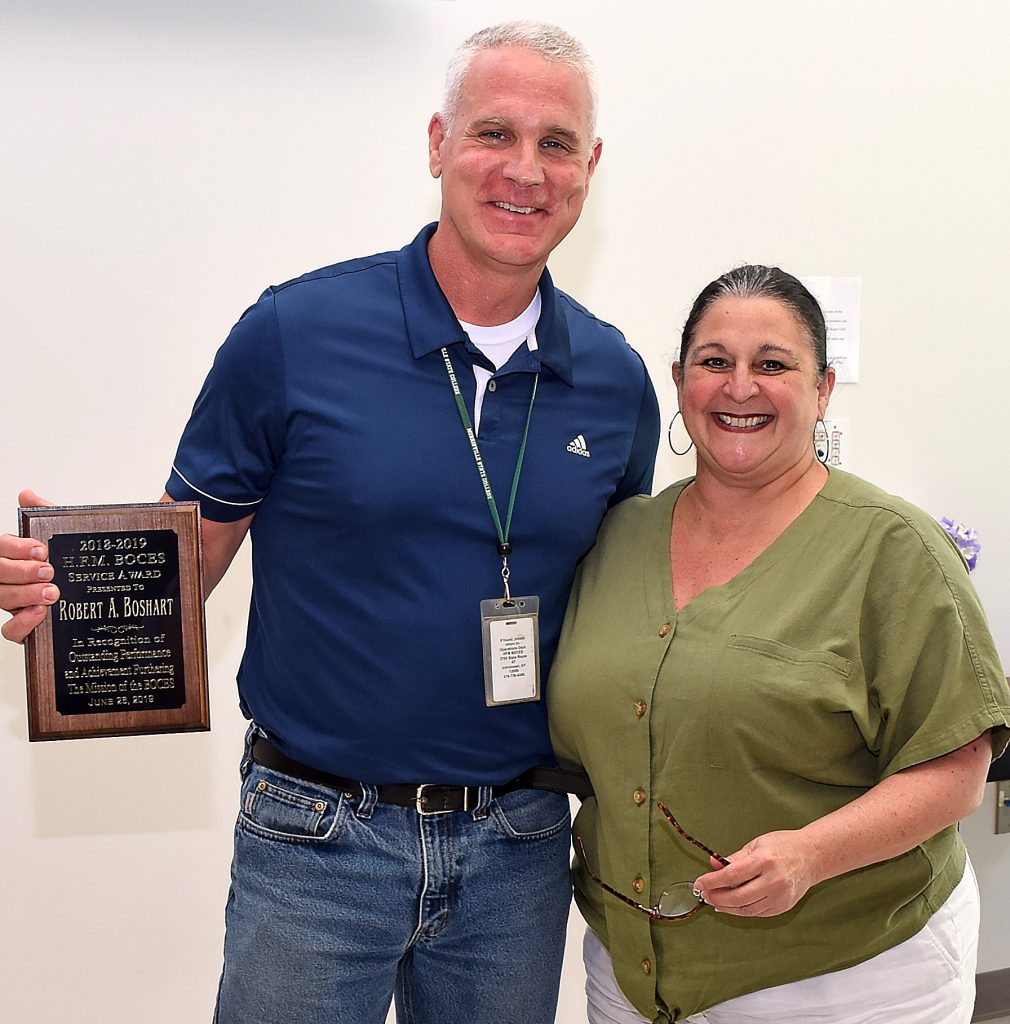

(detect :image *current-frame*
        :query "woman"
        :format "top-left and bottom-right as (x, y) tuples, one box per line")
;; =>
(548, 266), (1010, 1024)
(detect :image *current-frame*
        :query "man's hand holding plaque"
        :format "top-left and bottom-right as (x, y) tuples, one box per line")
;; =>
(2, 492), (209, 740)
(0, 490), (58, 645)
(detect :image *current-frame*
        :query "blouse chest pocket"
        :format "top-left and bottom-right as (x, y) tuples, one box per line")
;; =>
(707, 634), (862, 774)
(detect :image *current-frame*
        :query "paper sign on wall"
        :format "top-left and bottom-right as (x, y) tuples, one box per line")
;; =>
(801, 276), (861, 383)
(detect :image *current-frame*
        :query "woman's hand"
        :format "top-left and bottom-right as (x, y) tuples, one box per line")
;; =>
(693, 731), (993, 918)
(692, 830), (818, 917)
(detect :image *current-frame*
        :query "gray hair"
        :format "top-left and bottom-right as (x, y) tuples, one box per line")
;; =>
(679, 265), (829, 379)
(441, 21), (598, 139)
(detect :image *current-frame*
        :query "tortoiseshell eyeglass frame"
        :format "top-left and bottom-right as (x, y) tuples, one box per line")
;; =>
(575, 802), (730, 922)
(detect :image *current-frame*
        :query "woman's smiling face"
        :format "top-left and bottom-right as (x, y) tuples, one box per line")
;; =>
(673, 295), (834, 486)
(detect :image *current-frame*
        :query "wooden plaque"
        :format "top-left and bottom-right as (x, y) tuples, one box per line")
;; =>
(20, 502), (210, 741)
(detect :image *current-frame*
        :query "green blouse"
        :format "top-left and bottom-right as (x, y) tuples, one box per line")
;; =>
(548, 469), (1010, 1022)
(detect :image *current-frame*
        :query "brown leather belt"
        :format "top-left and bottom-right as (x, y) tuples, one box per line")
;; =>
(249, 735), (594, 813)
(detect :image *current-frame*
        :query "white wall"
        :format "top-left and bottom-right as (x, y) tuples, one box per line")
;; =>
(2, 2), (1008, 1020)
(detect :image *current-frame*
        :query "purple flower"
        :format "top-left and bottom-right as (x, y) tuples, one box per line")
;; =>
(938, 517), (981, 572)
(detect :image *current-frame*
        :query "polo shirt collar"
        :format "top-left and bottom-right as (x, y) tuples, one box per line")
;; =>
(397, 223), (574, 386)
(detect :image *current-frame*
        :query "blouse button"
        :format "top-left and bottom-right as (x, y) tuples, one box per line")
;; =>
(658, 623), (671, 638)
(633, 787), (647, 805)
(641, 958), (652, 976)
(487, 379), (497, 392)
(634, 700), (647, 718)
(632, 877), (645, 894)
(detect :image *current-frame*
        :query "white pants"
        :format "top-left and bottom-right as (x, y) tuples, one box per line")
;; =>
(584, 859), (979, 1024)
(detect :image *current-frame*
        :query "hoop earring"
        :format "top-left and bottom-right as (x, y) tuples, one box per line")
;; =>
(667, 411), (694, 456)
(813, 419), (830, 465)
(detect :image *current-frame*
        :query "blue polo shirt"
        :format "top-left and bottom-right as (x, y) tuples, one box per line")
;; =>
(167, 224), (659, 784)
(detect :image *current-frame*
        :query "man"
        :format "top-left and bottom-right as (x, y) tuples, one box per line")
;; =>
(0, 21), (659, 1024)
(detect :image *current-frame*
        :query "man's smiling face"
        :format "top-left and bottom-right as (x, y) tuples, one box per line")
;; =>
(428, 46), (601, 278)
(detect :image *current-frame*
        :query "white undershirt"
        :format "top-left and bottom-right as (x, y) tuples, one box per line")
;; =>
(459, 290), (541, 435)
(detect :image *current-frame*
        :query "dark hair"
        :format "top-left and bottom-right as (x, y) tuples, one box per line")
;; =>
(679, 266), (828, 377)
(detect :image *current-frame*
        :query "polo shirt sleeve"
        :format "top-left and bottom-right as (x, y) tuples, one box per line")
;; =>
(863, 515), (1010, 778)
(608, 353), (660, 506)
(165, 290), (286, 522)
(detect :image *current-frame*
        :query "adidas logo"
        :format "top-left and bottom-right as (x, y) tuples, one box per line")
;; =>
(566, 434), (591, 458)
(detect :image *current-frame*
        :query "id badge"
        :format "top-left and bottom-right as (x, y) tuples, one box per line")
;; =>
(480, 596), (541, 706)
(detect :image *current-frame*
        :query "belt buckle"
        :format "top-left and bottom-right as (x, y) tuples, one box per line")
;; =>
(415, 784), (467, 815)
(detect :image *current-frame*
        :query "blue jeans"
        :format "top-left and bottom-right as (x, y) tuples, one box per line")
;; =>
(213, 741), (572, 1024)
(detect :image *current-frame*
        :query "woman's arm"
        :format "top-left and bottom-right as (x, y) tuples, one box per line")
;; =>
(693, 730), (992, 917)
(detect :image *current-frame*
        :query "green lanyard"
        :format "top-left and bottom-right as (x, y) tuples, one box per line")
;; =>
(440, 346), (539, 600)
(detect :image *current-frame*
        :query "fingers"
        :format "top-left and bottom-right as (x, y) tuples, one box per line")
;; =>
(18, 489), (54, 509)
(693, 848), (752, 894)
(694, 867), (765, 916)
(1, 552), (55, 585)
(0, 541), (57, 598)
(2, 493), (60, 644)
(1, 578), (60, 609)
(692, 833), (814, 918)
(697, 875), (773, 916)
(0, 532), (49, 564)
(1, 604), (50, 644)
(1, 532), (59, 645)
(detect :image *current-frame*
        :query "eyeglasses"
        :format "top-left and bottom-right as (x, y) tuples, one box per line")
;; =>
(576, 802), (730, 921)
